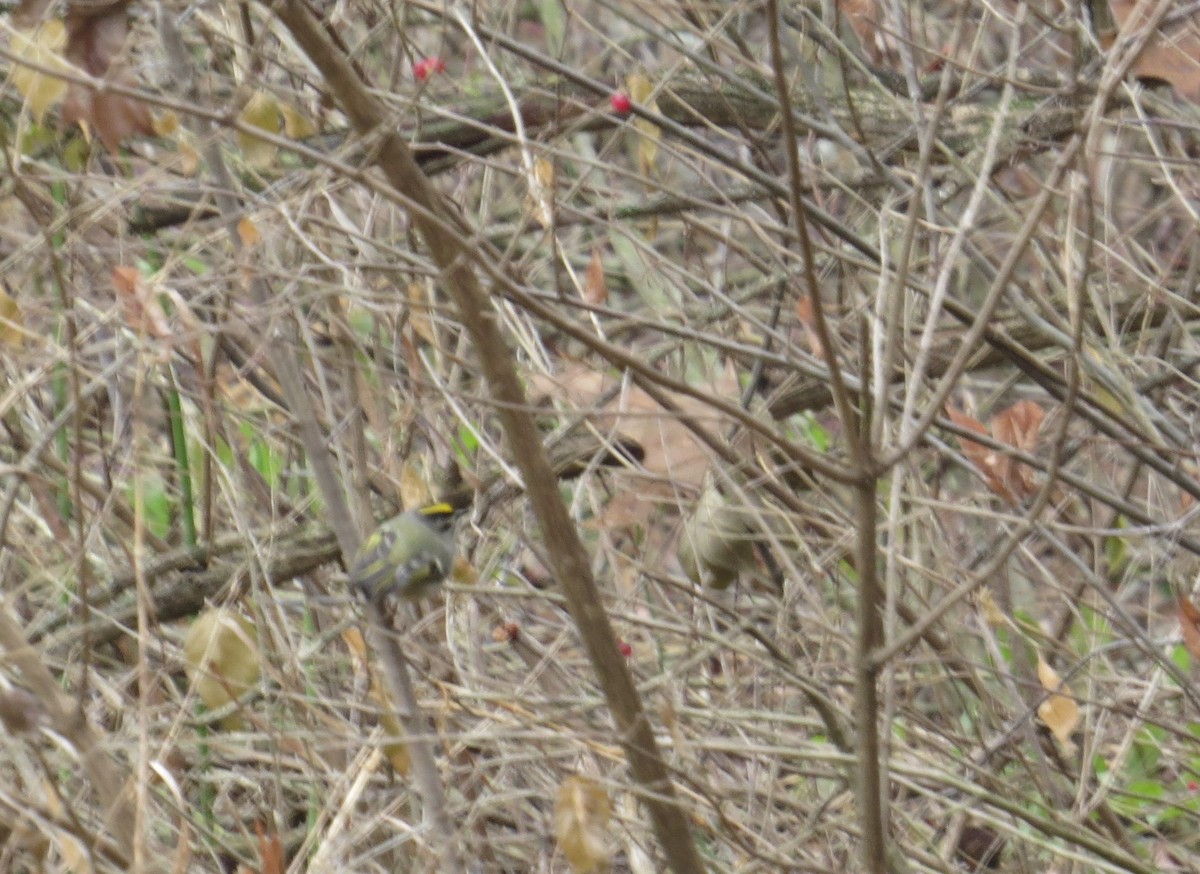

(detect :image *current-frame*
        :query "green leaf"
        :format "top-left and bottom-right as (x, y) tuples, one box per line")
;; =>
(134, 473), (172, 540)
(801, 412), (830, 452)
(1172, 642), (1191, 674)
(183, 256), (209, 275)
(536, 0), (566, 56)
(1105, 515), (1130, 578)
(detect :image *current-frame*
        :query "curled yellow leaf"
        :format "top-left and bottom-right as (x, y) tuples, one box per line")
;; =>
(183, 609), (261, 731)
(1036, 655), (1079, 753)
(554, 775), (611, 873)
(626, 73), (660, 178)
(10, 20), (70, 122)
(238, 90), (283, 169)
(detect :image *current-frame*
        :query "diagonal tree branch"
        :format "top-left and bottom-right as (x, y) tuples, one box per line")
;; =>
(266, 0), (709, 870)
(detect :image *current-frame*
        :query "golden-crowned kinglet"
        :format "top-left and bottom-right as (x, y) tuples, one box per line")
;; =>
(350, 503), (460, 603)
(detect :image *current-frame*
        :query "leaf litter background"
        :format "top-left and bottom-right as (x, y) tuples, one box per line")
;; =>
(3, 0), (1200, 871)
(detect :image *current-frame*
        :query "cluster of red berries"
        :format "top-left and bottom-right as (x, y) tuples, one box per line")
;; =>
(413, 57), (447, 81)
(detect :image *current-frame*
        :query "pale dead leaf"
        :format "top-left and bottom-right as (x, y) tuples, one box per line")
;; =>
(975, 589), (1007, 629)
(9, 20), (70, 122)
(554, 775), (611, 874)
(343, 624), (412, 774)
(0, 283), (26, 347)
(238, 90), (283, 169)
(371, 680), (412, 775)
(152, 110), (178, 136)
(1036, 655), (1079, 752)
(341, 627), (367, 660)
(42, 777), (89, 872)
(153, 111), (200, 175)
(176, 136), (200, 176)
(183, 609), (261, 731)
(627, 73), (660, 178)
(398, 460), (434, 510)
(280, 101), (316, 139)
(526, 156), (555, 228)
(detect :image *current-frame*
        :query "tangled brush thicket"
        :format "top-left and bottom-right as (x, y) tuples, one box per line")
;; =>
(2, 0), (1200, 871)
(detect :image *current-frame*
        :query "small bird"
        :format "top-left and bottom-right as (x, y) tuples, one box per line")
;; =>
(350, 503), (460, 603)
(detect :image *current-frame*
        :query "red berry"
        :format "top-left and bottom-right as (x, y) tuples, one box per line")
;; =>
(492, 623), (520, 643)
(610, 91), (632, 115)
(414, 57), (446, 81)
(618, 640), (633, 657)
(1190, 780), (1199, 792)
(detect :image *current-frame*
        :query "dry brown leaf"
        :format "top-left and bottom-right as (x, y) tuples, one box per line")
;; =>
(61, 7), (153, 152)
(794, 295), (827, 360)
(341, 627), (367, 659)
(237, 216), (261, 248)
(1178, 596), (1200, 661)
(554, 775), (611, 874)
(1109, 1), (1200, 105)
(990, 400), (1044, 453)
(1036, 656), (1079, 753)
(838, 0), (886, 66)
(256, 820), (285, 874)
(407, 281), (436, 346)
(112, 265), (172, 343)
(946, 401), (1045, 502)
(1181, 466), (1198, 515)
(989, 400), (1044, 498)
(530, 362), (745, 549)
(584, 248), (608, 306)
(955, 824), (1006, 871)
(531, 366), (729, 495)
(945, 404), (1013, 502)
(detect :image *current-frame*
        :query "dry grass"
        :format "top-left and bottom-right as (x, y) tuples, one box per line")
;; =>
(2, 0), (1200, 871)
